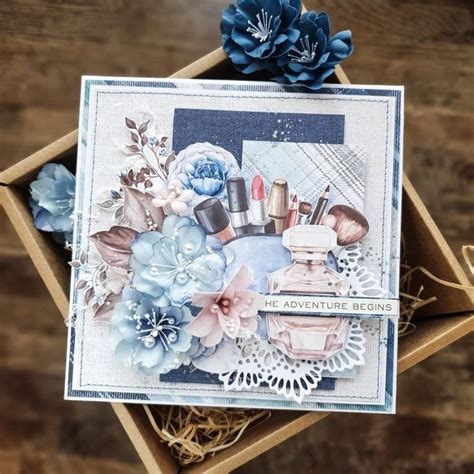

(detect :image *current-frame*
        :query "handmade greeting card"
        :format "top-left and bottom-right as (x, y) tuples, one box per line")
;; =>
(66, 78), (403, 413)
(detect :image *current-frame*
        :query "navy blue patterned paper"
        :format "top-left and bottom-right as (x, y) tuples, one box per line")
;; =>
(173, 109), (345, 164)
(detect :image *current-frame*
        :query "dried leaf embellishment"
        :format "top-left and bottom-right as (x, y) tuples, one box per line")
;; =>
(121, 187), (164, 232)
(93, 292), (122, 322)
(114, 206), (124, 222)
(97, 199), (115, 209)
(125, 117), (137, 129)
(85, 287), (95, 305)
(138, 120), (150, 135)
(126, 144), (140, 153)
(79, 249), (87, 264)
(88, 226), (138, 268)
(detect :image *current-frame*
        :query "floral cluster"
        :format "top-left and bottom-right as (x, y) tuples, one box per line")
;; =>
(60, 116), (264, 376)
(221, 0), (353, 90)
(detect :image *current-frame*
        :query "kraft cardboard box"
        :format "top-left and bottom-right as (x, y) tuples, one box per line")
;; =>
(1, 47), (473, 473)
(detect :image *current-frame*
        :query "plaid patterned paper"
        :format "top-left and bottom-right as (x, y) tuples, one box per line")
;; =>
(242, 142), (366, 212)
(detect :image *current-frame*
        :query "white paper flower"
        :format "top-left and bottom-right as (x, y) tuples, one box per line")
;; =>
(151, 179), (194, 216)
(122, 155), (147, 174)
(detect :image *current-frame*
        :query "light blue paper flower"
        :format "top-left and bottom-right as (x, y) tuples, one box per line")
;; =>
(167, 143), (239, 204)
(272, 11), (353, 90)
(130, 215), (227, 305)
(221, 0), (301, 74)
(111, 288), (194, 375)
(29, 163), (75, 244)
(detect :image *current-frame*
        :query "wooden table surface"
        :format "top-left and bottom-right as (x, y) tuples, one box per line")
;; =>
(0, 1), (473, 473)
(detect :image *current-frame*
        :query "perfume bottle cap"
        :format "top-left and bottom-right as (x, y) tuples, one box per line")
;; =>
(282, 224), (337, 260)
(226, 177), (249, 212)
(194, 198), (230, 234)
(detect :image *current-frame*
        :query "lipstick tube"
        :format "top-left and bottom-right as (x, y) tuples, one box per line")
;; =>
(194, 198), (235, 243)
(284, 192), (298, 229)
(250, 175), (275, 234)
(267, 178), (289, 235)
(296, 200), (312, 225)
(226, 177), (251, 235)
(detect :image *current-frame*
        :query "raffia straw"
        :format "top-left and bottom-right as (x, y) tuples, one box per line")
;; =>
(462, 245), (474, 275)
(398, 239), (473, 336)
(143, 405), (270, 465)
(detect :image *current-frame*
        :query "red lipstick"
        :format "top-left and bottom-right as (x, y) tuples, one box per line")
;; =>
(251, 175), (266, 201)
(250, 175), (275, 233)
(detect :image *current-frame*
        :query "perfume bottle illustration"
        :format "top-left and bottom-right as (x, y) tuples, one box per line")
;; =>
(267, 225), (350, 296)
(266, 315), (349, 360)
(266, 225), (351, 360)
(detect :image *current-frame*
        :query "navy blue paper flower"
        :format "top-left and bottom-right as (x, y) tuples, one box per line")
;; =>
(221, 0), (301, 74)
(272, 11), (353, 90)
(29, 163), (75, 245)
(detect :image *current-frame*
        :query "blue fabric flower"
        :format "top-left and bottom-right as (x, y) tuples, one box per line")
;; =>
(111, 288), (194, 375)
(221, 0), (301, 74)
(168, 143), (239, 204)
(130, 215), (227, 306)
(272, 11), (353, 90)
(29, 163), (75, 243)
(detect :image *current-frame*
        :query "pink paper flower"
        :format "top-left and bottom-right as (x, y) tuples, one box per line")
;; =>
(186, 265), (265, 347)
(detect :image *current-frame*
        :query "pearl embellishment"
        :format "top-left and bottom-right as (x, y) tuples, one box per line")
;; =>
(142, 335), (156, 349)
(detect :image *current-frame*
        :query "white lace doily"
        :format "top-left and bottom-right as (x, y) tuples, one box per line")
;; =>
(322, 318), (366, 373)
(335, 244), (387, 298)
(219, 318), (366, 403)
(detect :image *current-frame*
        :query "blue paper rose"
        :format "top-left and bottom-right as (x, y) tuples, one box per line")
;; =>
(29, 163), (75, 244)
(130, 215), (227, 305)
(272, 11), (353, 90)
(221, 0), (301, 74)
(111, 288), (194, 375)
(167, 143), (239, 204)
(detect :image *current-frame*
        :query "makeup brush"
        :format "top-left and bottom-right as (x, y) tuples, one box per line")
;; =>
(321, 205), (369, 246)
